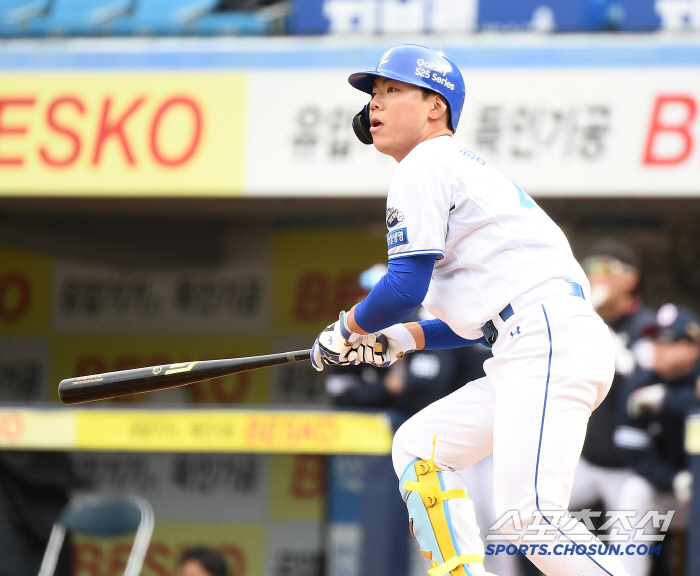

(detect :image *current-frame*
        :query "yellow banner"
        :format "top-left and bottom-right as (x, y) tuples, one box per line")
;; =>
(0, 409), (75, 448)
(272, 229), (387, 334)
(0, 73), (245, 195)
(0, 245), (51, 334)
(52, 335), (270, 404)
(0, 408), (393, 454)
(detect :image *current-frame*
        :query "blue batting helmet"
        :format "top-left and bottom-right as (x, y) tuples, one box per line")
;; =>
(348, 45), (465, 132)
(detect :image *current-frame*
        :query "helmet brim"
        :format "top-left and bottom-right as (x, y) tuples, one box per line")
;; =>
(348, 70), (431, 95)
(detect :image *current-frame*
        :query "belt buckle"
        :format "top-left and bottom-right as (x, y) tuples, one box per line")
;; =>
(482, 320), (498, 346)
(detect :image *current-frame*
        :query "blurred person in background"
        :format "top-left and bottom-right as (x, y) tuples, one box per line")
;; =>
(569, 241), (655, 522)
(0, 452), (76, 576)
(178, 546), (229, 576)
(325, 264), (492, 576)
(614, 304), (700, 576)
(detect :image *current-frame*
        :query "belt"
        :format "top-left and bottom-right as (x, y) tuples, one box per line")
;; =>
(481, 281), (585, 346)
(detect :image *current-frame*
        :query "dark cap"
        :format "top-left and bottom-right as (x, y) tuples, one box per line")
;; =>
(584, 239), (642, 270)
(180, 547), (229, 576)
(646, 303), (700, 344)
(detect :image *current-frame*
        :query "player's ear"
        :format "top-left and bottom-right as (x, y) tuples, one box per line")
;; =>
(428, 95), (448, 123)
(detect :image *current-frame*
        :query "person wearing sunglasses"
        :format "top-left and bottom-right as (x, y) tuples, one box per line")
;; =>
(569, 240), (656, 575)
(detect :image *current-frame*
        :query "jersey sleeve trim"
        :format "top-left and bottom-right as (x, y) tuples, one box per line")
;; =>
(388, 249), (445, 260)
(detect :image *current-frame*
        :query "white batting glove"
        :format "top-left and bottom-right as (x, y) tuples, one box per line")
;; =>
(627, 383), (667, 419)
(310, 311), (361, 372)
(350, 323), (417, 368)
(673, 470), (693, 506)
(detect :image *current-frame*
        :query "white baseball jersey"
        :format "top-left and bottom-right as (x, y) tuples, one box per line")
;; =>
(385, 135), (589, 340)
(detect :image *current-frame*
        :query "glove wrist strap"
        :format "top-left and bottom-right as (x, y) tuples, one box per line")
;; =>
(339, 311), (355, 342)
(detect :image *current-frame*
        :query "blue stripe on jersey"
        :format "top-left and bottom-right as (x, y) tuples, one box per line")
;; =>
(388, 249), (444, 259)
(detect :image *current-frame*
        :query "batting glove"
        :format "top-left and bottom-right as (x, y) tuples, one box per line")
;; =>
(350, 323), (417, 368)
(627, 383), (667, 419)
(310, 311), (361, 372)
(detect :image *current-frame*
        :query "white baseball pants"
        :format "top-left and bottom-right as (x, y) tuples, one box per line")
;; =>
(393, 281), (630, 576)
(569, 459), (649, 576)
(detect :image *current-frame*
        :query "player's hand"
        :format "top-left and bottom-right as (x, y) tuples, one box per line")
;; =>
(310, 311), (360, 372)
(673, 470), (693, 506)
(351, 323), (417, 368)
(627, 383), (667, 419)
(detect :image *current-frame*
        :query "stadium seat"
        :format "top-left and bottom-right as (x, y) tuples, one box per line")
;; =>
(194, 11), (272, 35)
(26, 0), (133, 37)
(38, 495), (154, 576)
(108, 0), (219, 35)
(0, 0), (50, 37)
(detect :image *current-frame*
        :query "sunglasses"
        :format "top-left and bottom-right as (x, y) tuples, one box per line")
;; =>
(582, 256), (636, 277)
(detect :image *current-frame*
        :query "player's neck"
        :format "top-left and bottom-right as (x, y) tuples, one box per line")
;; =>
(393, 127), (453, 163)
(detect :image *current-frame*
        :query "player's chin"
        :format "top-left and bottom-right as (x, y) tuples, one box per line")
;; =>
(371, 133), (392, 156)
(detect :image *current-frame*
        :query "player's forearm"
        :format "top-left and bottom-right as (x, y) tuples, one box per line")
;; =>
(347, 308), (426, 349)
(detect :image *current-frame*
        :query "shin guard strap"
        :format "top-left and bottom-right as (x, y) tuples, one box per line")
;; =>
(402, 482), (469, 507)
(428, 554), (484, 576)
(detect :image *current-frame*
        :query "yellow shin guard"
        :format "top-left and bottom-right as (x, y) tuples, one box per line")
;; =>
(399, 436), (483, 576)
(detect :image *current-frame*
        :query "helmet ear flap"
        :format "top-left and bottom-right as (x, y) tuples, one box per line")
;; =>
(352, 102), (373, 145)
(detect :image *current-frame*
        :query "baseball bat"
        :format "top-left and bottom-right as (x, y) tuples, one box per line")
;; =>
(58, 349), (312, 405)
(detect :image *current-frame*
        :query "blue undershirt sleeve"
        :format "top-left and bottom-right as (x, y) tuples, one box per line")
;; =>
(418, 318), (484, 349)
(353, 254), (434, 333)
(353, 254), (484, 350)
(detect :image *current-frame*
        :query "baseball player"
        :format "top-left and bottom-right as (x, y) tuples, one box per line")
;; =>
(311, 45), (628, 576)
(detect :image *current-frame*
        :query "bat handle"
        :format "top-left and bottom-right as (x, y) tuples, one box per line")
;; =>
(374, 332), (404, 360)
(374, 333), (388, 354)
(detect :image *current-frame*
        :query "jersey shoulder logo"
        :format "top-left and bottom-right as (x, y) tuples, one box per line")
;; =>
(386, 227), (409, 249)
(386, 207), (404, 228)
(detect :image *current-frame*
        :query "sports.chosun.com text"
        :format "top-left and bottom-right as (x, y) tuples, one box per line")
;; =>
(486, 544), (662, 557)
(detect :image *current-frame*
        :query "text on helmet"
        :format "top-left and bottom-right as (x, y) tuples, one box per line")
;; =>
(415, 67), (455, 90)
(417, 59), (450, 76)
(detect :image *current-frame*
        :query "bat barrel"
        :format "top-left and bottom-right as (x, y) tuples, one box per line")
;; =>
(58, 349), (311, 405)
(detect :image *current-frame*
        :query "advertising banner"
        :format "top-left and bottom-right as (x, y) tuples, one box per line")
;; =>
(73, 522), (265, 576)
(52, 261), (268, 334)
(0, 337), (49, 401)
(245, 70), (396, 196)
(247, 67), (700, 197)
(0, 245), (51, 334)
(0, 73), (246, 195)
(271, 229), (387, 334)
(51, 335), (271, 404)
(0, 408), (393, 454)
(68, 453), (324, 576)
(71, 453), (269, 522)
(2, 52), (700, 197)
(291, 0), (697, 34)
(271, 337), (328, 405)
